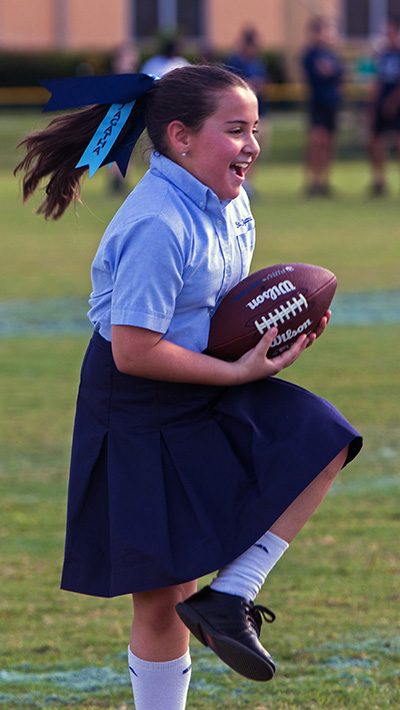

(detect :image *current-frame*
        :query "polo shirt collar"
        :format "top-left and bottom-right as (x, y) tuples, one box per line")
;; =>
(150, 151), (230, 213)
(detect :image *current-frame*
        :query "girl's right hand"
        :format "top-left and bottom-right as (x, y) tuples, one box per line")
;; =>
(234, 327), (310, 383)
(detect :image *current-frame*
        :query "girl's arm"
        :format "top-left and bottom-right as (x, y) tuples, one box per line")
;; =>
(111, 316), (328, 386)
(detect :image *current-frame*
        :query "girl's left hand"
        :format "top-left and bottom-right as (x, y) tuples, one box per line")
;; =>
(306, 310), (331, 348)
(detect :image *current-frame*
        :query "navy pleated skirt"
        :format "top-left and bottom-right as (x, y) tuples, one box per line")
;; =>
(61, 332), (362, 598)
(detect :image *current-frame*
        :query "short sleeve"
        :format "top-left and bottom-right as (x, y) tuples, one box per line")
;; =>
(105, 216), (187, 333)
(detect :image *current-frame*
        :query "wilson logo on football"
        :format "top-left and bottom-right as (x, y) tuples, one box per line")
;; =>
(270, 318), (313, 352)
(246, 280), (296, 310)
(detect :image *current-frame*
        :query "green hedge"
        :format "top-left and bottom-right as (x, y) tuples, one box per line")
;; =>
(1, 49), (287, 87)
(0, 51), (114, 87)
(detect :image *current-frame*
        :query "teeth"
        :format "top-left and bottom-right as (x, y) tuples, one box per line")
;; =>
(232, 162), (249, 168)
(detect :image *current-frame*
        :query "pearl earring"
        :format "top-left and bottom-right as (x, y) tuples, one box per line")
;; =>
(181, 152), (187, 157)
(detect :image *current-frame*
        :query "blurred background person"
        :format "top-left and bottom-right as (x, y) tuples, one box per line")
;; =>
(140, 37), (189, 78)
(227, 27), (268, 117)
(227, 27), (268, 198)
(366, 15), (400, 196)
(302, 17), (345, 197)
(113, 42), (140, 75)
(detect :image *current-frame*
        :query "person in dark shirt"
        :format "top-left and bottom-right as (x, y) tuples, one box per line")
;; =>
(227, 27), (268, 117)
(302, 17), (345, 196)
(367, 15), (400, 195)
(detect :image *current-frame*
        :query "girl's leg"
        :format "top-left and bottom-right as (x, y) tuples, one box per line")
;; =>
(176, 447), (349, 681)
(130, 581), (196, 660)
(128, 581), (196, 710)
(210, 446), (349, 599)
(269, 445), (348, 543)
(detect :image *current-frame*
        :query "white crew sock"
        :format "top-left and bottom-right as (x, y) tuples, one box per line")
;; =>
(210, 530), (289, 602)
(128, 646), (191, 710)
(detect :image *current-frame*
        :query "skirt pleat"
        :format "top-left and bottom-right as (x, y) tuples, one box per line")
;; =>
(61, 332), (362, 597)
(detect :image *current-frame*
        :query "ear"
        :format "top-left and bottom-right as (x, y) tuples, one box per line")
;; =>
(166, 120), (191, 157)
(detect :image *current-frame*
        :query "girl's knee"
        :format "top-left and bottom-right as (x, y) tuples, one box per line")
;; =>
(132, 581), (196, 631)
(323, 445), (349, 482)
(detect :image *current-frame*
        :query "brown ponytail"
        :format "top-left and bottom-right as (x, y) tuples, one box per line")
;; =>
(14, 105), (107, 220)
(14, 97), (146, 220)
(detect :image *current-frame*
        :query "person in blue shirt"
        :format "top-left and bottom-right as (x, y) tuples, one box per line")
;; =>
(302, 17), (345, 196)
(227, 27), (268, 117)
(367, 15), (400, 195)
(15, 65), (361, 710)
(140, 37), (189, 78)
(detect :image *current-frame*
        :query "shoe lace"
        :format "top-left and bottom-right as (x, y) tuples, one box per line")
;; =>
(244, 601), (276, 636)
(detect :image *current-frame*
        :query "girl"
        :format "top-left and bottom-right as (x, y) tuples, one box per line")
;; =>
(15, 65), (362, 709)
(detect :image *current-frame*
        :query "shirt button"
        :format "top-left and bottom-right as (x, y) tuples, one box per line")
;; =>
(226, 265), (231, 275)
(198, 201), (204, 208)
(216, 219), (223, 227)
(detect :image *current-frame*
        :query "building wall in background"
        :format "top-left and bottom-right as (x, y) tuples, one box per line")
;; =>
(67, 0), (128, 49)
(0, 0), (54, 49)
(206, 0), (284, 50)
(0, 0), (390, 78)
(0, 0), (342, 51)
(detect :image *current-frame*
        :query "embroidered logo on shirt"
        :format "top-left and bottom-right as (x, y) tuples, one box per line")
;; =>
(235, 216), (253, 229)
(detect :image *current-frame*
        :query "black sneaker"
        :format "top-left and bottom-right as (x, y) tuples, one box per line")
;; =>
(305, 183), (321, 197)
(369, 181), (387, 197)
(305, 183), (334, 198)
(176, 586), (276, 681)
(319, 183), (334, 198)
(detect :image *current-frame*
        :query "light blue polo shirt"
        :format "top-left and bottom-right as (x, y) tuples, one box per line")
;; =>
(88, 152), (256, 353)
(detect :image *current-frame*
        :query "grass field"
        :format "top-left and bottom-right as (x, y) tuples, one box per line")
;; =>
(1, 109), (399, 709)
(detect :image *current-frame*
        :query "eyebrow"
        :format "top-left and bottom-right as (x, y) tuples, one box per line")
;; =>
(225, 120), (259, 126)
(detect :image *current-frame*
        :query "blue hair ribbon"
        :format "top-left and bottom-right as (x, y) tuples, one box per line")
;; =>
(75, 101), (136, 178)
(40, 73), (157, 177)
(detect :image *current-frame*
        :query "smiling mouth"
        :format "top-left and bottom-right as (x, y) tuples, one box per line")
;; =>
(230, 162), (250, 179)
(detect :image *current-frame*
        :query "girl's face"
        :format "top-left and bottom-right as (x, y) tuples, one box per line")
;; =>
(182, 87), (260, 201)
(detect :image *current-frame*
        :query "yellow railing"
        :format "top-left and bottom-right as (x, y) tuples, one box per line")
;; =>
(0, 83), (371, 107)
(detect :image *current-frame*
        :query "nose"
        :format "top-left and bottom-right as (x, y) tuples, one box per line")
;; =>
(244, 132), (260, 157)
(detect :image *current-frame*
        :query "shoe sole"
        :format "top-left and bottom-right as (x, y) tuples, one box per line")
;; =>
(176, 601), (275, 682)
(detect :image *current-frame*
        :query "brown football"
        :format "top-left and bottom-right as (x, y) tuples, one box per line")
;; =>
(207, 263), (337, 360)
